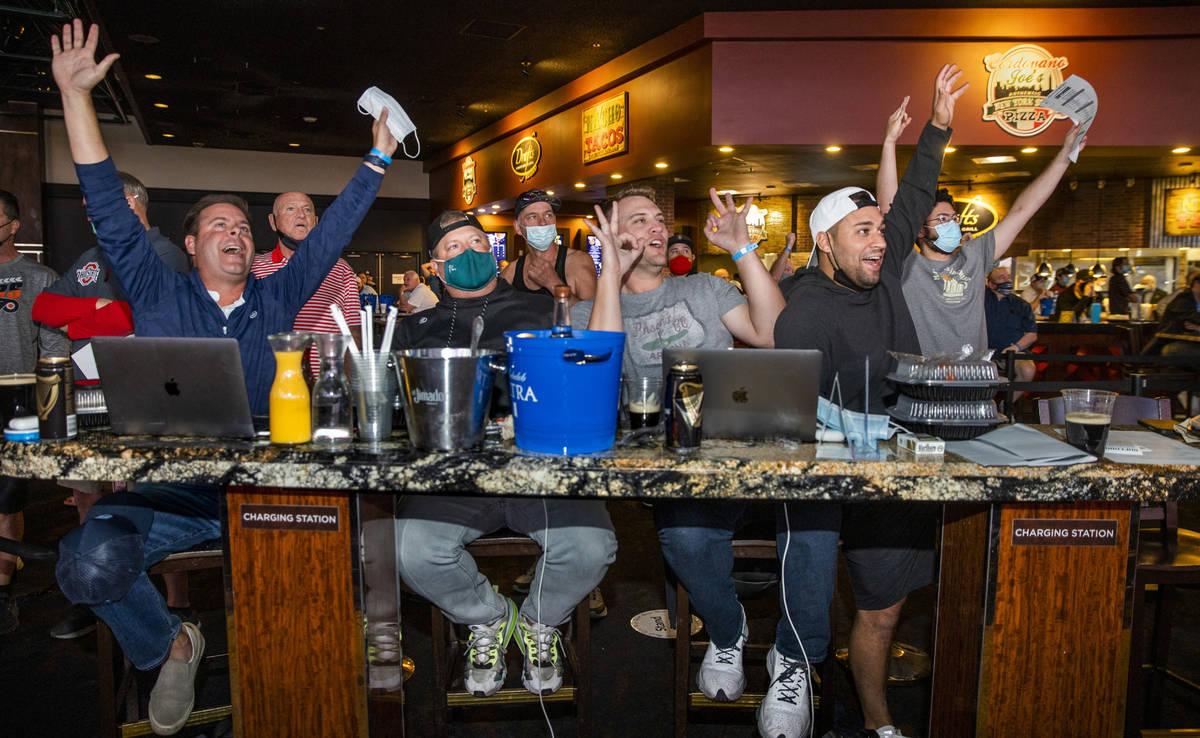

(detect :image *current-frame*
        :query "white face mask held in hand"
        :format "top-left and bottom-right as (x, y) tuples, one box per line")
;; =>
(357, 86), (421, 158)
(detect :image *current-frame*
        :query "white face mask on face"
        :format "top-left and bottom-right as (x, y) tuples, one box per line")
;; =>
(523, 224), (557, 251)
(357, 86), (420, 158)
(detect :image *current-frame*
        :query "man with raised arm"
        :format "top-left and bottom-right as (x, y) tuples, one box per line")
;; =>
(48, 20), (396, 735)
(771, 65), (965, 738)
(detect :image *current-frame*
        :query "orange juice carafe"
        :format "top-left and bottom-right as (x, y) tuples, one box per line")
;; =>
(268, 332), (313, 444)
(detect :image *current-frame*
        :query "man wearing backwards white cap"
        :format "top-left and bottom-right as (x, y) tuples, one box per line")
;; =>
(768, 65), (965, 738)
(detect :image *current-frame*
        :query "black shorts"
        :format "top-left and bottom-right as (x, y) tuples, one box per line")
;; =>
(842, 502), (938, 610)
(0, 476), (27, 514)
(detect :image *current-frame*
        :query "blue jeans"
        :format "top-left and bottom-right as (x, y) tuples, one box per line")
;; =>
(396, 496), (616, 627)
(655, 499), (840, 663)
(56, 484), (221, 670)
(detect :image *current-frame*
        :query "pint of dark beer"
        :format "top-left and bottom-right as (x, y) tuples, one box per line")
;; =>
(0, 373), (36, 427)
(1060, 389), (1116, 456)
(624, 376), (663, 430)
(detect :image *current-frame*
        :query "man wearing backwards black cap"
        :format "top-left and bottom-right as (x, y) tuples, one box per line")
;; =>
(764, 66), (963, 738)
(392, 208), (631, 699)
(500, 188), (597, 302)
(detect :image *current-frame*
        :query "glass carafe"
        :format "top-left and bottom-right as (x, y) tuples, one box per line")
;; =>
(311, 333), (353, 446)
(268, 332), (313, 444)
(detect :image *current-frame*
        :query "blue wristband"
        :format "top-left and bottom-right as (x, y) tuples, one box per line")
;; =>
(369, 147), (392, 165)
(731, 242), (759, 262)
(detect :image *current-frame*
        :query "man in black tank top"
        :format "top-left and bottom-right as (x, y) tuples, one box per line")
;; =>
(500, 188), (597, 303)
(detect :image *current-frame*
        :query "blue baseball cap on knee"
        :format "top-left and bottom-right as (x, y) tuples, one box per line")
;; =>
(56, 514), (145, 606)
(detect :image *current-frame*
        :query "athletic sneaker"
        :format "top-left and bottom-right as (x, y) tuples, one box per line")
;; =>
(757, 646), (812, 738)
(697, 607), (747, 701)
(463, 598), (518, 697)
(874, 726), (910, 737)
(588, 587), (607, 619)
(517, 616), (565, 695)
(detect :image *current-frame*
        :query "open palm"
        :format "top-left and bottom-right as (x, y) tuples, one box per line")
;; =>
(50, 19), (118, 96)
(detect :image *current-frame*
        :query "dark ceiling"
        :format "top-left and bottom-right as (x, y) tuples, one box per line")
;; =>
(2, 0), (1198, 199)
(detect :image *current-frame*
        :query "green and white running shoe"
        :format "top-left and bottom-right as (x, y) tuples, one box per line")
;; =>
(517, 616), (565, 695)
(463, 598), (518, 697)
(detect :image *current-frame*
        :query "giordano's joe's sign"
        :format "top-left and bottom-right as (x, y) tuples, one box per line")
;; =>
(982, 44), (1070, 137)
(954, 198), (999, 238)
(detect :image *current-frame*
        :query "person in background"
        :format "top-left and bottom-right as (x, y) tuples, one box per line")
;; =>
(1137, 274), (1167, 307)
(665, 233), (698, 277)
(251, 190), (361, 378)
(1107, 256), (1138, 316)
(1156, 268), (1200, 361)
(712, 266), (744, 293)
(768, 233), (797, 283)
(358, 271), (378, 296)
(1021, 273), (1052, 308)
(984, 265), (1037, 398)
(398, 269), (438, 314)
(500, 188), (596, 303)
(32, 172), (192, 641)
(1054, 269), (1096, 322)
(0, 187), (69, 635)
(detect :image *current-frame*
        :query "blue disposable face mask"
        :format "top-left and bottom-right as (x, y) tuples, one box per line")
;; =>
(523, 224), (557, 251)
(817, 395), (900, 452)
(1058, 275), (1072, 287)
(930, 219), (962, 253)
(1121, 266), (1132, 275)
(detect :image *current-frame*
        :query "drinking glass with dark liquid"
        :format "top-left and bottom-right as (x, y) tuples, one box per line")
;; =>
(1060, 389), (1116, 456)
(625, 376), (662, 430)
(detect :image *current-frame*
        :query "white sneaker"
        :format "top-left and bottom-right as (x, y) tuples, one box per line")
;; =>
(463, 598), (518, 697)
(516, 616), (565, 695)
(757, 646), (812, 738)
(874, 726), (909, 738)
(697, 608), (747, 701)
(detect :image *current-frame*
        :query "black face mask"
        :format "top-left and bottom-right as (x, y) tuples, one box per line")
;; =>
(277, 230), (302, 252)
(994, 281), (1013, 295)
(825, 236), (871, 292)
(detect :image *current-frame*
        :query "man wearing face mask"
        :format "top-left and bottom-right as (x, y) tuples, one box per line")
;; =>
(897, 122), (1086, 357)
(1054, 269), (1096, 322)
(500, 189), (597, 303)
(666, 234), (698, 277)
(984, 266), (1037, 394)
(1107, 256), (1138, 316)
(251, 191), (361, 377)
(392, 209), (626, 700)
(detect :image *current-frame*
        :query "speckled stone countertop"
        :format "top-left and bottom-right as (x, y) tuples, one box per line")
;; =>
(2, 428), (1197, 502)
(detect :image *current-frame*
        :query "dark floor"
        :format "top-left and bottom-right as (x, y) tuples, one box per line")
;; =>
(2, 482), (1200, 737)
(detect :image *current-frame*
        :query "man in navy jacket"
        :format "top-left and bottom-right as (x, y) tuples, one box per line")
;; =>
(48, 20), (398, 735)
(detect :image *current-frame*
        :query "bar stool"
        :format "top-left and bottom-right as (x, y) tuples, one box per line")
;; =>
(96, 541), (229, 738)
(428, 535), (591, 737)
(672, 539), (833, 738)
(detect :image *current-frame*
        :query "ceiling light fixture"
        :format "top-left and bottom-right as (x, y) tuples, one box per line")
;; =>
(944, 146), (956, 153)
(153, 102), (168, 109)
(1021, 147), (1038, 154)
(586, 215), (594, 219)
(825, 145), (842, 153)
(491, 204), (501, 209)
(610, 173), (622, 180)
(655, 162), (668, 169)
(1173, 147), (1192, 154)
(302, 116), (317, 123)
(718, 146), (733, 153)
(972, 155), (1017, 164)
(288, 143), (299, 147)
(477, 208), (486, 213)
(161, 133), (174, 138)
(574, 182), (586, 189)
(144, 74), (162, 80)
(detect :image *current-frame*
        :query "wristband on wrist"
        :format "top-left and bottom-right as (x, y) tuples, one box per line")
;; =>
(369, 147), (392, 165)
(364, 154), (390, 170)
(731, 242), (759, 262)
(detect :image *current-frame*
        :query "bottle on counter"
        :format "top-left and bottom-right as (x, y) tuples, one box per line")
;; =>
(551, 284), (572, 338)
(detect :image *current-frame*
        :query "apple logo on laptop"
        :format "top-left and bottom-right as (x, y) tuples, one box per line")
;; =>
(732, 387), (748, 404)
(164, 378), (181, 397)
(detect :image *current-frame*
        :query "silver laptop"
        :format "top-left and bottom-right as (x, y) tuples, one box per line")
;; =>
(661, 348), (822, 441)
(92, 337), (256, 438)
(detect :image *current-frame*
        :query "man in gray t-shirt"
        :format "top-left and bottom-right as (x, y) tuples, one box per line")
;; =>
(898, 122), (1087, 357)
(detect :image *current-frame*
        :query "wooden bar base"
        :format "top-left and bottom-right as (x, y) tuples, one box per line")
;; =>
(933, 502), (1134, 738)
(224, 487), (366, 738)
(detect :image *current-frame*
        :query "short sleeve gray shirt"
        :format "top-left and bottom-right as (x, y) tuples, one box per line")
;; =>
(901, 229), (997, 357)
(571, 273), (744, 382)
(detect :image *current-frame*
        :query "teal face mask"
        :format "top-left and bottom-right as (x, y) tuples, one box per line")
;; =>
(930, 220), (962, 253)
(437, 248), (497, 291)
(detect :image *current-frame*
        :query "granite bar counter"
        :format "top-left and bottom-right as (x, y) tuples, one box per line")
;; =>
(2, 428), (1199, 503)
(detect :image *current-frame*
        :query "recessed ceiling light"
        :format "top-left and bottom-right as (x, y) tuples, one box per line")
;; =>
(161, 133), (175, 138)
(316, 25), (325, 31)
(610, 173), (622, 180)
(302, 116), (318, 123)
(655, 162), (668, 169)
(944, 146), (956, 153)
(825, 145), (841, 153)
(545, 190), (555, 196)
(1173, 147), (1193, 154)
(153, 102), (168, 109)
(592, 42), (601, 48)
(144, 74), (162, 80)
(1021, 147), (1038, 154)
(288, 143), (300, 147)
(718, 146), (734, 153)
(1118, 247), (1129, 252)
(718, 189), (738, 195)
(477, 208), (486, 213)
(491, 204), (501, 209)
(972, 155), (1017, 164)
(574, 182), (586, 189)
(586, 214), (594, 219)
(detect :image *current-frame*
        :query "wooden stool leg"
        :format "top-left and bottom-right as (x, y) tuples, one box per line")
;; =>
(1148, 583), (1178, 726)
(1126, 579), (1149, 736)
(430, 609), (450, 738)
(96, 620), (119, 738)
(674, 579), (691, 738)
(575, 597), (591, 738)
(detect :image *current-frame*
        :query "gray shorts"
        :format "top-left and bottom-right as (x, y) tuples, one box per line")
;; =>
(842, 502), (938, 611)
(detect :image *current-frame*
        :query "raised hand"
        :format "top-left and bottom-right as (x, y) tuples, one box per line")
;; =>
(50, 19), (118, 98)
(587, 200), (642, 279)
(371, 108), (399, 159)
(1056, 122), (1087, 162)
(704, 188), (754, 255)
(884, 96), (911, 143)
(931, 63), (969, 130)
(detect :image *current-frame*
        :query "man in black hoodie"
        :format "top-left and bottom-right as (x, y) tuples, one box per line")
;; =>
(771, 65), (964, 738)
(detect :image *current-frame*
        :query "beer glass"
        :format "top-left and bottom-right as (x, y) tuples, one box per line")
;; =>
(624, 376), (663, 430)
(1060, 389), (1116, 456)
